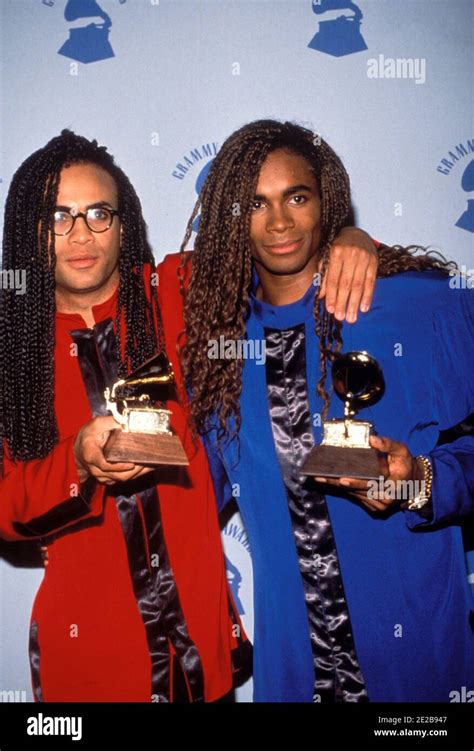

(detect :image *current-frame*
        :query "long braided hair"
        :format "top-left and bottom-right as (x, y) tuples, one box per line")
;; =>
(179, 119), (455, 441)
(0, 130), (164, 467)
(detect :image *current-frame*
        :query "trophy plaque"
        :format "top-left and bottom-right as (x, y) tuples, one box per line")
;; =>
(301, 351), (385, 481)
(103, 352), (189, 467)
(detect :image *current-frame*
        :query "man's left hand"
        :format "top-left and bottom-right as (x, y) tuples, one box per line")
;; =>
(319, 227), (378, 323)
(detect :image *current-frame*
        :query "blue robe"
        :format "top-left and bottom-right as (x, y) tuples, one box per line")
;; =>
(204, 270), (474, 702)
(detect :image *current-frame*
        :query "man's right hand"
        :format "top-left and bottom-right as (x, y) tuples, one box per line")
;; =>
(74, 416), (155, 486)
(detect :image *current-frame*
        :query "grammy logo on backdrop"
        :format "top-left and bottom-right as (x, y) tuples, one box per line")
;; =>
(57, 0), (125, 64)
(308, 0), (368, 58)
(456, 160), (474, 233)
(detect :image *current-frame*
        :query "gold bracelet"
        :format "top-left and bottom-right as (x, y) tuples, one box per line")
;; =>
(403, 455), (433, 511)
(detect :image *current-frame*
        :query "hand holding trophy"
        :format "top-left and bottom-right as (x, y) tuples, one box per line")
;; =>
(103, 352), (189, 466)
(301, 351), (385, 481)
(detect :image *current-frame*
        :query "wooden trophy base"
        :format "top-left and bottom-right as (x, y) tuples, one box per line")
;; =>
(300, 444), (381, 481)
(104, 430), (189, 466)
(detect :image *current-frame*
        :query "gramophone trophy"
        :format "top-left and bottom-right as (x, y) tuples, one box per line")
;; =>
(103, 352), (189, 466)
(301, 351), (385, 481)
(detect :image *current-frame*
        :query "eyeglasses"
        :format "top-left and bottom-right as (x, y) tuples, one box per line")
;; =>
(52, 207), (120, 236)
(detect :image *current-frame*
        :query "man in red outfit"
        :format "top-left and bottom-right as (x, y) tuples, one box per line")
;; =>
(0, 131), (377, 702)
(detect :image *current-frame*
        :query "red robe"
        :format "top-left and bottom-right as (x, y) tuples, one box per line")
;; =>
(0, 255), (249, 702)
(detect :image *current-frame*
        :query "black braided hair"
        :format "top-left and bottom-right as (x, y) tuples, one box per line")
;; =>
(1, 130), (164, 467)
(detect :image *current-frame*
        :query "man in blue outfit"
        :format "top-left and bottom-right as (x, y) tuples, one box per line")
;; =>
(180, 119), (474, 703)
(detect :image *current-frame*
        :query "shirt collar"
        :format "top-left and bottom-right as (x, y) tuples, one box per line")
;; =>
(249, 266), (317, 328)
(55, 283), (118, 328)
